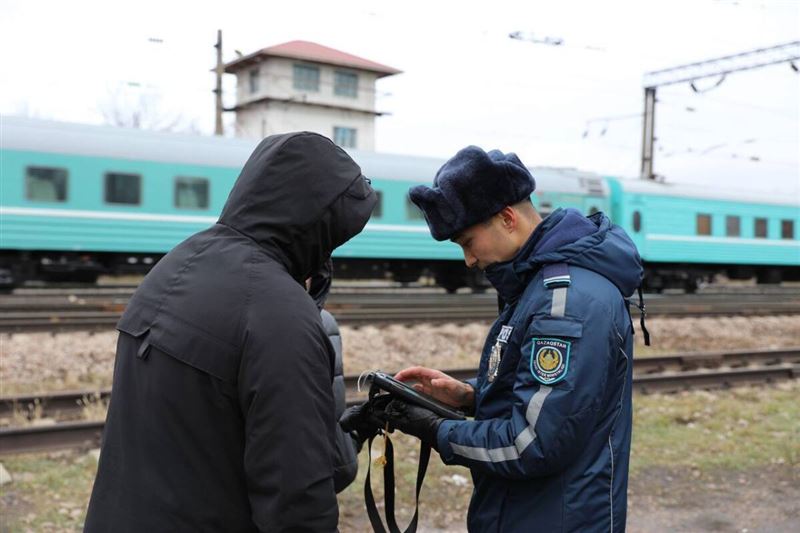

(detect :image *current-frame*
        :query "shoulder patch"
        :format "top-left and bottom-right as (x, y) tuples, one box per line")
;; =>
(530, 338), (571, 384)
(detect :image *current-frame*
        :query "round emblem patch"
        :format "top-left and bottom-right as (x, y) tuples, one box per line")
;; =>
(538, 347), (561, 371)
(530, 338), (570, 384)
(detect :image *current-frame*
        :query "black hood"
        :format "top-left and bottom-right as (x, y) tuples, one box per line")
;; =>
(218, 132), (377, 282)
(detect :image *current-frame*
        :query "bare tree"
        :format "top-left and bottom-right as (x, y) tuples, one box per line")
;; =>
(98, 83), (198, 132)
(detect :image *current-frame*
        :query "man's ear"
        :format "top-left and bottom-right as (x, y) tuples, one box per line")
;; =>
(499, 206), (516, 232)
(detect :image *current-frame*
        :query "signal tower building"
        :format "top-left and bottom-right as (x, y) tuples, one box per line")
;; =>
(223, 40), (400, 151)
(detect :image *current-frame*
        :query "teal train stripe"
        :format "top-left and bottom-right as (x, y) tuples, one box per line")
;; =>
(646, 233), (800, 248)
(0, 206), (431, 233)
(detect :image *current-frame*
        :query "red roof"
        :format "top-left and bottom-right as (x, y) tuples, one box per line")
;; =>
(224, 40), (401, 77)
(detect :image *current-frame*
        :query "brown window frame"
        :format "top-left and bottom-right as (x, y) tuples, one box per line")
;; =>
(781, 219), (795, 240)
(696, 214), (712, 236)
(754, 218), (768, 239)
(725, 215), (740, 237)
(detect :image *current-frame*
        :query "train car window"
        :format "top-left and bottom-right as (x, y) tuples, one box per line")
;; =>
(696, 214), (712, 236)
(539, 201), (553, 217)
(589, 206), (599, 215)
(175, 177), (209, 209)
(371, 191), (383, 218)
(105, 172), (141, 205)
(25, 166), (67, 202)
(726, 216), (741, 237)
(406, 196), (425, 221)
(781, 219), (794, 240)
(754, 218), (768, 238)
(632, 211), (641, 232)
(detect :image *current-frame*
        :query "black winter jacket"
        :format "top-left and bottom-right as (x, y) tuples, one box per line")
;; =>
(85, 132), (376, 532)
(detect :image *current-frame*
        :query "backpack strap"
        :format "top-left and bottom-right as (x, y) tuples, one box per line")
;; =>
(635, 285), (651, 346)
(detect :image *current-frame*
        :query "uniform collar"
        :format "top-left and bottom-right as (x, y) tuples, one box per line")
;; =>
(484, 208), (596, 305)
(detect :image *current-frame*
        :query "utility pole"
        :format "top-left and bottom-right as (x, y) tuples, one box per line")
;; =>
(640, 41), (799, 180)
(640, 87), (656, 182)
(214, 29), (224, 136)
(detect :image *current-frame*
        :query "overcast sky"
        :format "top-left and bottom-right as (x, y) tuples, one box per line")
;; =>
(1, 0), (798, 195)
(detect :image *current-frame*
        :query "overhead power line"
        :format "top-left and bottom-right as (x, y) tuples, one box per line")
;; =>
(639, 40), (800, 180)
(508, 30), (606, 51)
(643, 41), (800, 88)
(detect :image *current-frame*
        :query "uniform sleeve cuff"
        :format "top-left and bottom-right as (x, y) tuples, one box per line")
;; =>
(436, 420), (459, 463)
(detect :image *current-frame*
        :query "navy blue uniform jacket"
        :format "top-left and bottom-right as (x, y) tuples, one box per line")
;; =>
(436, 208), (643, 532)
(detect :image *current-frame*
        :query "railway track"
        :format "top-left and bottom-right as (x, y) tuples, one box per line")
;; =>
(2, 289), (799, 332)
(1, 348), (798, 455)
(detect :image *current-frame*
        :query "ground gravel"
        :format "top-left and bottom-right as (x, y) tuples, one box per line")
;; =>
(1, 315), (798, 394)
(341, 313), (800, 374)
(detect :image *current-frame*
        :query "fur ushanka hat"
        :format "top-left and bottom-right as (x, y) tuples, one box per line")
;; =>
(408, 146), (536, 241)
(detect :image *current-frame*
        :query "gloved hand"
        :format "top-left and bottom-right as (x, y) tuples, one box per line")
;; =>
(339, 396), (390, 452)
(383, 399), (444, 450)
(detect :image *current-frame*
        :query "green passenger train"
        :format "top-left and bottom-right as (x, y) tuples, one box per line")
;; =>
(1, 116), (798, 291)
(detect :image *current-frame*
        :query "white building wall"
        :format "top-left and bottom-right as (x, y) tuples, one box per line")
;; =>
(236, 58), (378, 111)
(232, 57), (380, 149)
(235, 101), (375, 150)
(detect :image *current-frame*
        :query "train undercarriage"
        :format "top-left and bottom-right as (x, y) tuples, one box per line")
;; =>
(1, 251), (797, 293)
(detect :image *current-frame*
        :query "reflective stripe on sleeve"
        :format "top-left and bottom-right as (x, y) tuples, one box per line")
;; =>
(550, 287), (567, 317)
(450, 386), (552, 463)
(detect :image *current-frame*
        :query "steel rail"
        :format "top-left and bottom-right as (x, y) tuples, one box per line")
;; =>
(2, 292), (800, 332)
(1, 366), (797, 456)
(0, 421), (104, 455)
(2, 348), (798, 420)
(0, 389), (111, 421)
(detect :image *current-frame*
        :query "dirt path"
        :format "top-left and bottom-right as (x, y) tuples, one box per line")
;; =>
(338, 465), (800, 532)
(628, 466), (799, 533)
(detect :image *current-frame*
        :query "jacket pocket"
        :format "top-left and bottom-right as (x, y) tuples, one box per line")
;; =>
(118, 311), (240, 385)
(527, 317), (583, 338)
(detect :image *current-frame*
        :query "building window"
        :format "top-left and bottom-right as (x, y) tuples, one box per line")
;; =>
(25, 166), (68, 202)
(726, 215), (740, 237)
(782, 220), (795, 240)
(333, 126), (357, 148)
(406, 196), (424, 220)
(249, 68), (259, 94)
(371, 191), (383, 218)
(293, 64), (320, 91)
(175, 177), (209, 209)
(334, 70), (358, 98)
(754, 217), (768, 238)
(632, 211), (641, 233)
(105, 172), (141, 205)
(696, 214), (712, 236)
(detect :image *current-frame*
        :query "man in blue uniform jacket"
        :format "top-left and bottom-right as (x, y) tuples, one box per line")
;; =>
(348, 146), (644, 532)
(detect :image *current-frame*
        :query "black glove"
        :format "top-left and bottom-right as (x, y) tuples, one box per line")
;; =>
(339, 397), (390, 452)
(383, 399), (444, 450)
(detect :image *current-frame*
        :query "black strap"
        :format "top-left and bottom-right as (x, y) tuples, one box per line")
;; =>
(364, 435), (432, 533)
(636, 286), (651, 346)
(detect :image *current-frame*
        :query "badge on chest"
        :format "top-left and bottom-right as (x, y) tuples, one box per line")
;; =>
(487, 325), (514, 383)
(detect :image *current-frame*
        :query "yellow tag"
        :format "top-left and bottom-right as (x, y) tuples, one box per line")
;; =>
(373, 422), (391, 468)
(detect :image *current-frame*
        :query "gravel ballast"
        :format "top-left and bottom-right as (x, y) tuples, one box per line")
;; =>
(1, 315), (798, 395)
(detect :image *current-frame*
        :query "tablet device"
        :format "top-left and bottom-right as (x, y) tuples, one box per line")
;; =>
(367, 371), (467, 420)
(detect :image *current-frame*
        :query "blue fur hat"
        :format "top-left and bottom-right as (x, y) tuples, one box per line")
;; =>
(408, 146), (536, 241)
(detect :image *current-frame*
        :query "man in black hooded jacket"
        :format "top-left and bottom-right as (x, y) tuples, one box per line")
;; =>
(84, 132), (377, 532)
